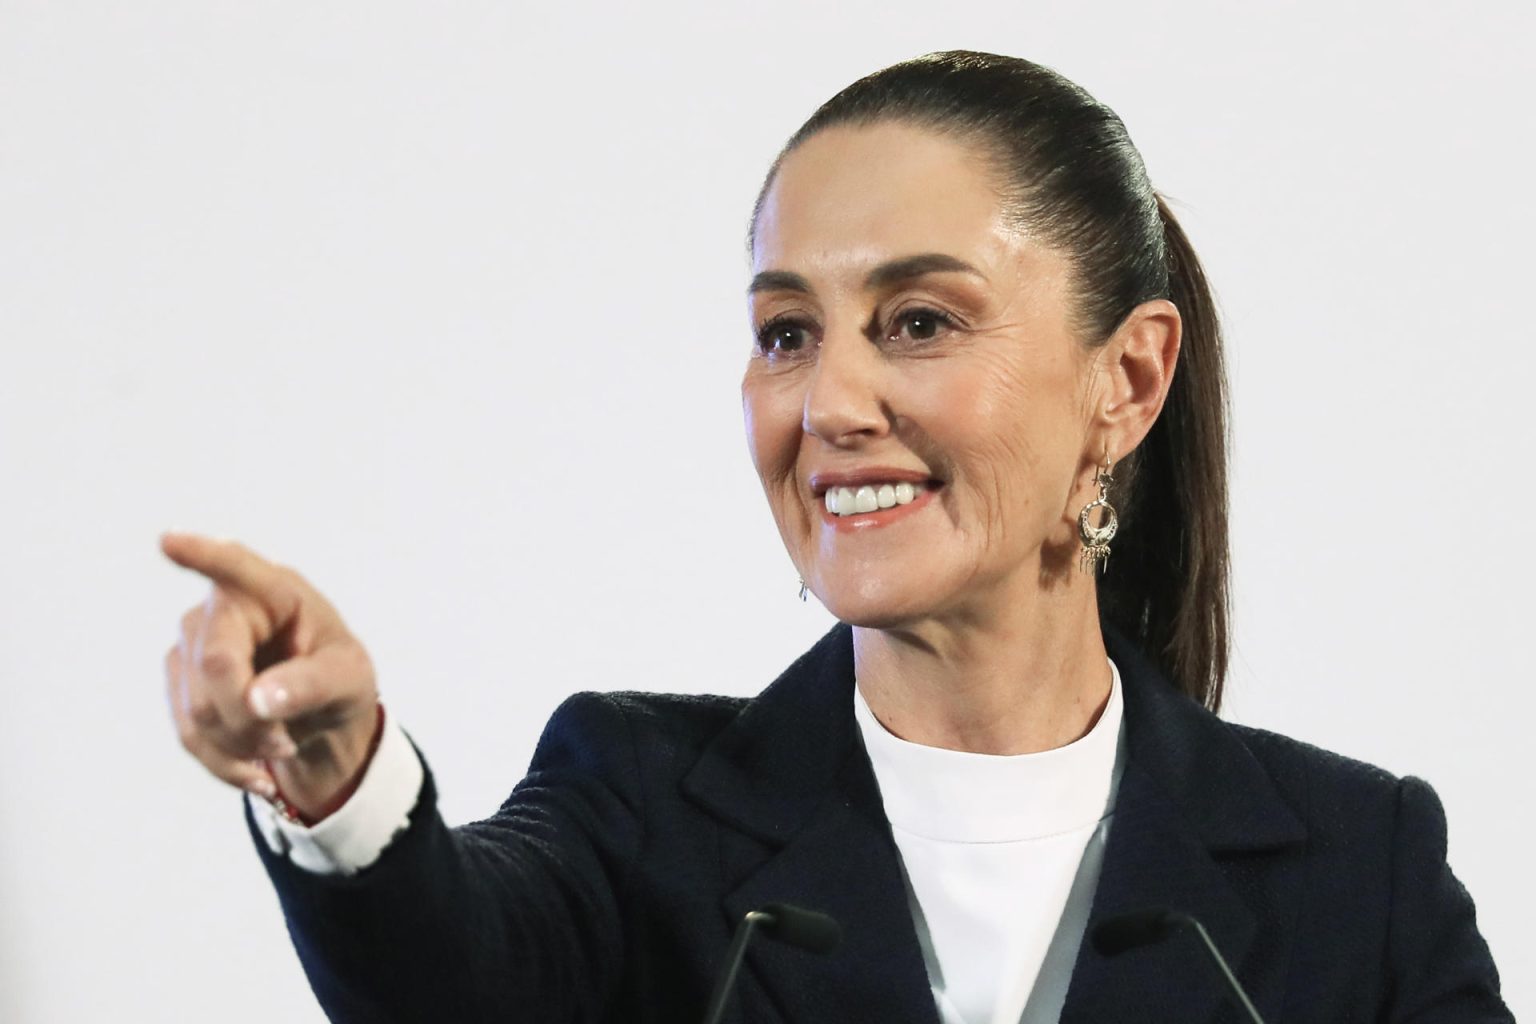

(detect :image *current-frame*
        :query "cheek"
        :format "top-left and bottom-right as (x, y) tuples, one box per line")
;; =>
(741, 372), (802, 487)
(908, 347), (1083, 515)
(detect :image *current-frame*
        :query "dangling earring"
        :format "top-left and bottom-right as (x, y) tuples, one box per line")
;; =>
(797, 578), (809, 601)
(1078, 452), (1119, 574)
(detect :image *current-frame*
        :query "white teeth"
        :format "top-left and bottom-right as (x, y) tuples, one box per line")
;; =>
(824, 481), (929, 517)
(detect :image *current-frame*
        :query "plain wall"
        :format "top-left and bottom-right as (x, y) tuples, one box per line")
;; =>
(1, 1), (1530, 1019)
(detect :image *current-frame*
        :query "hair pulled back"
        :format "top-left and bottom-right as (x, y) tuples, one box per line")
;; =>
(750, 51), (1231, 710)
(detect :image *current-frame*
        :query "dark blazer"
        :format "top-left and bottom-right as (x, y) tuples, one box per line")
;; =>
(250, 624), (1512, 1022)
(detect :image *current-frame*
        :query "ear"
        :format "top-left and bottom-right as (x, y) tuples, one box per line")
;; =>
(1095, 298), (1181, 462)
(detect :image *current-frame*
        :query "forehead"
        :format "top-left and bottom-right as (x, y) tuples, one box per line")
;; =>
(752, 122), (1023, 282)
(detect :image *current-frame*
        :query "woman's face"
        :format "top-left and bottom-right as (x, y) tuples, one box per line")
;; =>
(743, 122), (1109, 629)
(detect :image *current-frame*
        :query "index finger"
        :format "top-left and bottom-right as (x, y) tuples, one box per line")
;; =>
(161, 532), (293, 611)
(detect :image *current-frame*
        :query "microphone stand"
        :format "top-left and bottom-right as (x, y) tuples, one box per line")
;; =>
(700, 910), (774, 1024)
(1091, 907), (1266, 1024)
(1179, 914), (1265, 1024)
(699, 904), (841, 1024)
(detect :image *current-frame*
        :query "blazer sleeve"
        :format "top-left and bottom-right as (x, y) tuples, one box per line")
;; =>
(246, 692), (644, 1024)
(1385, 775), (1512, 1022)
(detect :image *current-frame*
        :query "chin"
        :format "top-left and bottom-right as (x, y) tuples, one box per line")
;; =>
(815, 575), (947, 631)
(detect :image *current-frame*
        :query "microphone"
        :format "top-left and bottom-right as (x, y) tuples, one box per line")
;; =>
(1091, 908), (1266, 1024)
(700, 903), (842, 1024)
(1091, 907), (1179, 954)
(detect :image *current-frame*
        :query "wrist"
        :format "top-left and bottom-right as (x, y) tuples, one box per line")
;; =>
(266, 702), (386, 825)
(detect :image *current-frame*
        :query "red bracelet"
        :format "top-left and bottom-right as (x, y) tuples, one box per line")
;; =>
(264, 702), (387, 827)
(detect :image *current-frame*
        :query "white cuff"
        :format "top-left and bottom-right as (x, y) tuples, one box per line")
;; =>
(248, 705), (424, 876)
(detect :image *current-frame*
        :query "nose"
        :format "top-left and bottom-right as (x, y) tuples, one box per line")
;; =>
(803, 328), (889, 447)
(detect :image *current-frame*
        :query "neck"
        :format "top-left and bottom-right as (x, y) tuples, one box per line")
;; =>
(852, 572), (1110, 755)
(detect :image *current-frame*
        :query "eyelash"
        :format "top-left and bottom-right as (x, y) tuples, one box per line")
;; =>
(753, 306), (959, 356)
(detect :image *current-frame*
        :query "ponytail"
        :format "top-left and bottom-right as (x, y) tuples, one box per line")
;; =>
(1098, 195), (1231, 710)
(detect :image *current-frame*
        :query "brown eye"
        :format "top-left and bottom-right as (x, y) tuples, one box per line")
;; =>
(889, 308), (954, 344)
(756, 318), (814, 355)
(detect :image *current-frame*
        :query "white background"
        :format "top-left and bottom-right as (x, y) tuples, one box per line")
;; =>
(1, 1), (1530, 1020)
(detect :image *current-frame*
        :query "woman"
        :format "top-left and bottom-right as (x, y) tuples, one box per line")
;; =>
(162, 52), (1510, 1022)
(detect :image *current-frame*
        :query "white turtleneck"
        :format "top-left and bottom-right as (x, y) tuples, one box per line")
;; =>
(852, 659), (1125, 1024)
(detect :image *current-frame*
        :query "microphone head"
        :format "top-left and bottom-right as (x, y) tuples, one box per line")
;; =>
(1091, 908), (1179, 956)
(757, 903), (842, 955)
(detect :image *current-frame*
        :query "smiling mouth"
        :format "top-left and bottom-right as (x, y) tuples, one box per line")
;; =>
(823, 481), (934, 517)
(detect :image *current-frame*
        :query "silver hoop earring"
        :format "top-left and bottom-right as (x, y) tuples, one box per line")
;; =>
(1078, 454), (1119, 574)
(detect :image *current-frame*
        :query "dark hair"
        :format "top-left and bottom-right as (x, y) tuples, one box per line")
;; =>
(749, 51), (1231, 710)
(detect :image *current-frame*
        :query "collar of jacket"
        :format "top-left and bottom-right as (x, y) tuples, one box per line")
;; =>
(680, 622), (1308, 1024)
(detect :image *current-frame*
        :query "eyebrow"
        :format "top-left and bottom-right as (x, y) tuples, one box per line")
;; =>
(747, 252), (984, 296)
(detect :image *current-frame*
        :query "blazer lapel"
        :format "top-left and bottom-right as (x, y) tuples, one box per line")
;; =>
(1060, 631), (1308, 1024)
(683, 625), (940, 1024)
(683, 624), (1309, 1024)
